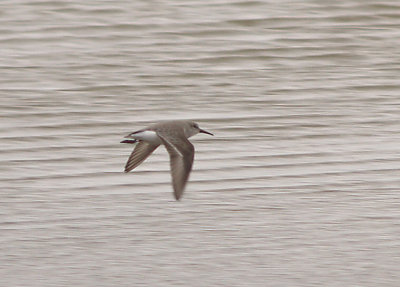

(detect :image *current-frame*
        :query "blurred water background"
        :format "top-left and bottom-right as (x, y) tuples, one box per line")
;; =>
(1, 0), (400, 286)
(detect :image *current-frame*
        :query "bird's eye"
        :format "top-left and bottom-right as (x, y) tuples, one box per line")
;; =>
(193, 123), (199, 129)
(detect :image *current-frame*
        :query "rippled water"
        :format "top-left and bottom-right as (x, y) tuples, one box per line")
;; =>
(2, 1), (400, 286)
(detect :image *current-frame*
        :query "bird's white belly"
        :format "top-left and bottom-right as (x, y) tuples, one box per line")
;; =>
(132, 131), (162, 145)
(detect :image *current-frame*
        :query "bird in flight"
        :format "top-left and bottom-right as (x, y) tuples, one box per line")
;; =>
(121, 120), (213, 200)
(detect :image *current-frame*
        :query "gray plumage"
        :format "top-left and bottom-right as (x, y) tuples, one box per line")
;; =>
(121, 120), (213, 200)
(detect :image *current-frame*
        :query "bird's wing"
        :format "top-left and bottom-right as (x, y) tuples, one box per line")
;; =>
(124, 141), (159, 172)
(157, 131), (194, 200)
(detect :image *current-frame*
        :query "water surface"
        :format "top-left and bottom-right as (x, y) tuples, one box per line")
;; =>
(1, 1), (400, 286)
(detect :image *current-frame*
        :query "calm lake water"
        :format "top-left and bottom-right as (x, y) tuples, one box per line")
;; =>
(1, 1), (400, 286)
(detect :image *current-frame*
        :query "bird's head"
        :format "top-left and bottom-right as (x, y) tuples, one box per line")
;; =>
(186, 121), (214, 138)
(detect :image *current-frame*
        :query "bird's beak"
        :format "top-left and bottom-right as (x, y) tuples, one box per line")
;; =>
(199, 129), (214, 136)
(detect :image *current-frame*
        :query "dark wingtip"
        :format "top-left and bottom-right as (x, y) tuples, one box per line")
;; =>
(174, 193), (182, 201)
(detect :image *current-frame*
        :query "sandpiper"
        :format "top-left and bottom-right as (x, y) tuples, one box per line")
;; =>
(121, 120), (213, 200)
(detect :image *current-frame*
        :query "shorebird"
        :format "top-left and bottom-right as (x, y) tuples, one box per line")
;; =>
(121, 120), (213, 200)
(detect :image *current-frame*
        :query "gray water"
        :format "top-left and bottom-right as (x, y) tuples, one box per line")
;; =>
(1, 1), (400, 286)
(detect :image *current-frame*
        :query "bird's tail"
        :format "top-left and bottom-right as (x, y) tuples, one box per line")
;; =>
(120, 139), (137, 144)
